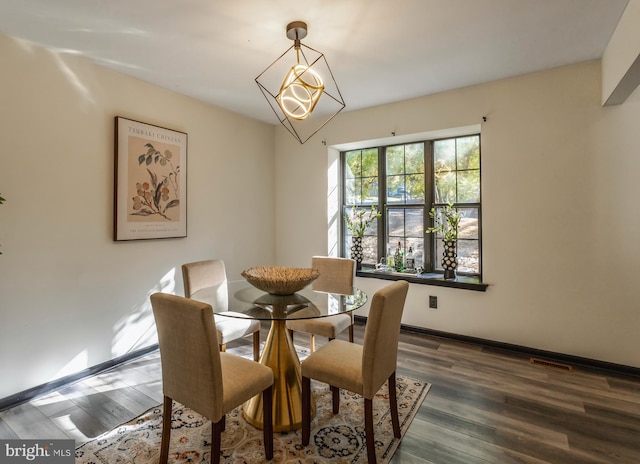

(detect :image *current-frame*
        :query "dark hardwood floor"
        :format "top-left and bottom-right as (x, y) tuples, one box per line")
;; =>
(1, 321), (639, 463)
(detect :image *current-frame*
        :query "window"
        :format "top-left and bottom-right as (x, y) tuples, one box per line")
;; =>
(342, 134), (482, 277)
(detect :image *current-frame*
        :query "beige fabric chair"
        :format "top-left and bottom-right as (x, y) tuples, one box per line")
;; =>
(183, 259), (261, 361)
(151, 293), (274, 464)
(300, 280), (410, 464)
(286, 256), (356, 351)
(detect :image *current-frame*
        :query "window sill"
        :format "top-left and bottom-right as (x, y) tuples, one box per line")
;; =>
(356, 268), (488, 292)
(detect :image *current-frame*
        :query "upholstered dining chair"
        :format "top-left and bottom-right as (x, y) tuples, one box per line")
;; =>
(182, 259), (261, 361)
(150, 293), (274, 464)
(300, 280), (410, 464)
(286, 256), (356, 352)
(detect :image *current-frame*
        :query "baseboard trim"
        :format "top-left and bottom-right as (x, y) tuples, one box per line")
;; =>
(354, 315), (640, 378)
(0, 344), (159, 412)
(4, 321), (639, 412)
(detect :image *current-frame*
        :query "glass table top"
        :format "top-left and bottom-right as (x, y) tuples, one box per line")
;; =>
(190, 279), (367, 321)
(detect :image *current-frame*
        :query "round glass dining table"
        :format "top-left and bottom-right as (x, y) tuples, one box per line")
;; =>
(190, 279), (368, 432)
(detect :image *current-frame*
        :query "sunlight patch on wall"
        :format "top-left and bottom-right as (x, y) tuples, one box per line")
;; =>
(52, 53), (95, 106)
(111, 267), (177, 357)
(53, 349), (88, 380)
(327, 151), (340, 257)
(12, 36), (38, 54)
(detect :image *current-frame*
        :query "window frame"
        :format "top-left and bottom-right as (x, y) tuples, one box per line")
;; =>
(341, 133), (483, 282)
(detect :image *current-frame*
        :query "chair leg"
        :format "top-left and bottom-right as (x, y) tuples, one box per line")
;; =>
(160, 396), (172, 464)
(310, 334), (316, 352)
(211, 418), (224, 464)
(331, 385), (340, 414)
(253, 331), (260, 362)
(348, 323), (354, 343)
(302, 376), (311, 446)
(365, 398), (377, 464)
(388, 372), (401, 438)
(263, 385), (274, 460)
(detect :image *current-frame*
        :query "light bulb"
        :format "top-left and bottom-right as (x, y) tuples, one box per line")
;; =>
(278, 64), (324, 120)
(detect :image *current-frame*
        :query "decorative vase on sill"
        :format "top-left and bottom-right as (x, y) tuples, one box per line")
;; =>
(350, 236), (364, 270)
(344, 205), (381, 271)
(442, 240), (457, 280)
(426, 201), (463, 281)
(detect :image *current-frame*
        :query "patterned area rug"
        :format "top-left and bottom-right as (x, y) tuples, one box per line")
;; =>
(75, 376), (429, 463)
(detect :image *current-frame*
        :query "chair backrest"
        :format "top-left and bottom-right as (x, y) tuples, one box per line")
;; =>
(311, 256), (355, 294)
(150, 293), (224, 422)
(182, 259), (228, 309)
(361, 280), (409, 398)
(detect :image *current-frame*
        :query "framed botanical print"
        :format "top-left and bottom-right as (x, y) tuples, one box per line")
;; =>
(114, 117), (187, 240)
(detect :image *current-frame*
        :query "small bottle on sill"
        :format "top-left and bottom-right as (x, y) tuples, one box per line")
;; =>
(405, 246), (415, 272)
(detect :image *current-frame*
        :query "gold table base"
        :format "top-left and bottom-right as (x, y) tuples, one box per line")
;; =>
(243, 320), (315, 432)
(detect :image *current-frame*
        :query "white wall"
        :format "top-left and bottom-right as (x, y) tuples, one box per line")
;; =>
(274, 60), (640, 369)
(0, 34), (276, 398)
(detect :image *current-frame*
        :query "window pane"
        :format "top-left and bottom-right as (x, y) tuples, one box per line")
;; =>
(345, 150), (361, 178)
(405, 209), (424, 238)
(346, 147), (380, 206)
(362, 235), (377, 264)
(457, 239), (479, 274)
(345, 178), (362, 204)
(362, 177), (379, 204)
(406, 174), (424, 204)
(345, 178), (361, 205)
(457, 170), (480, 203)
(387, 176), (405, 203)
(362, 149), (378, 177)
(457, 136), (480, 170)
(387, 146), (404, 175)
(405, 143), (424, 173)
(434, 139), (455, 170)
(387, 208), (404, 237)
(386, 208), (424, 271)
(458, 207), (478, 239)
(435, 171), (456, 204)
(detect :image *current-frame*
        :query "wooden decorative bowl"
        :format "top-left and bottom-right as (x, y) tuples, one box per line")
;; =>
(241, 266), (320, 295)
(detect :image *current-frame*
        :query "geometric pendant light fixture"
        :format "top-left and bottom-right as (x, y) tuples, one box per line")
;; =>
(255, 21), (346, 144)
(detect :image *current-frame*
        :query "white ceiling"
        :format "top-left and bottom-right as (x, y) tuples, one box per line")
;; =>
(0, 0), (629, 124)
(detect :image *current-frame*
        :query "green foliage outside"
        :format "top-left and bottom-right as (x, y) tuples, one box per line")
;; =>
(434, 136), (480, 204)
(345, 148), (378, 204)
(386, 143), (425, 202)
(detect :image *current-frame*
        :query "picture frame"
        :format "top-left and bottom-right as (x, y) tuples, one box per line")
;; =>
(114, 117), (187, 241)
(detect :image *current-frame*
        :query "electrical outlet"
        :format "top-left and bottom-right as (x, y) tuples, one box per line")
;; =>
(429, 295), (438, 309)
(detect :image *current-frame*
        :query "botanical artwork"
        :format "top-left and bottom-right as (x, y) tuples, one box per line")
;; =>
(114, 117), (187, 241)
(127, 137), (180, 222)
